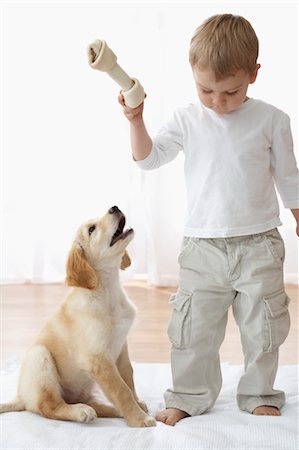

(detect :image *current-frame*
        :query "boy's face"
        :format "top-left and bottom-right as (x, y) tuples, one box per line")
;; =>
(192, 66), (259, 115)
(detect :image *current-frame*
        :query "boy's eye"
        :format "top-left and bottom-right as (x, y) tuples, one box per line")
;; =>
(201, 89), (212, 94)
(226, 91), (238, 96)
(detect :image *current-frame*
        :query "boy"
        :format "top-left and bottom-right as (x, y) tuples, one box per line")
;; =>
(119, 14), (299, 425)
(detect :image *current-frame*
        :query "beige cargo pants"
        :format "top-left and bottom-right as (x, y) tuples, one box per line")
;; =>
(164, 229), (291, 415)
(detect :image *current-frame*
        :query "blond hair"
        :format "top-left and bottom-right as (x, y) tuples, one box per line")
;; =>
(189, 14), (259, 80)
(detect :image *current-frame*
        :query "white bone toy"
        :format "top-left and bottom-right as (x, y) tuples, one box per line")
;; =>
(87, 40), (145, 108)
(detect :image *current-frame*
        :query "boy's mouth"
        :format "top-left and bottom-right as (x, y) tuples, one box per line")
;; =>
(212, 107), (228, 114)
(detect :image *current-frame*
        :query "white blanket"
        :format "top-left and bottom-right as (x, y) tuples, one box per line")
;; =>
(1, 359), (298, 450)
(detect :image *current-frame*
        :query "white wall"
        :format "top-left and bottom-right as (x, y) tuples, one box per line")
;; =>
(1, 1), (298, 284)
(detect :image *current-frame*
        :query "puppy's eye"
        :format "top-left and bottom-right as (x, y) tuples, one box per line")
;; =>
(88, 225), (96, 236)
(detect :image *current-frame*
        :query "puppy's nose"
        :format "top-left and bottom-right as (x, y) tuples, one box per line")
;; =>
(109, 205), (120, 214)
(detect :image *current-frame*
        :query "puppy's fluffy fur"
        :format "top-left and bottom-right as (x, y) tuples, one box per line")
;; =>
(0, 207), (156, 427)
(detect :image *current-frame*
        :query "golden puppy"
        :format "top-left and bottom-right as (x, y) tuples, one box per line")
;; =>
(0, 206), (156, 427)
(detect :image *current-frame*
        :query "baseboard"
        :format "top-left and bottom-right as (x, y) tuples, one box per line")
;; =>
(284, 273), (299, 285)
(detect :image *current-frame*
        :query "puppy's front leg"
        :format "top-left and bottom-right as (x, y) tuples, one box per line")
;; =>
(116, 343), (148, 413)
(89, 355), (156, 427)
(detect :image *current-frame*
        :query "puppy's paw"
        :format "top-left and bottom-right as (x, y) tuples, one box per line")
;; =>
(141, 415), (156, 427)
(137, 399), (149, 412)
(127, 412), (156, 427)
(76, 404), (97, 422)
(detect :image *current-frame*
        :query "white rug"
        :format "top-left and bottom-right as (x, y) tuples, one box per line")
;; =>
(0, 359), (298, 450)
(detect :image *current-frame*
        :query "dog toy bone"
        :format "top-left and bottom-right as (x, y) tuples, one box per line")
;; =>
(87, 40), (145, 108)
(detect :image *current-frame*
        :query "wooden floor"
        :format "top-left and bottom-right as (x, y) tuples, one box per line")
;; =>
(1, 282), (298, 364)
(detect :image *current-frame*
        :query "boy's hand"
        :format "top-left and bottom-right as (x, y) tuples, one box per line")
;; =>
(291, 209), (299, 237)
(118, 93), (145, 124)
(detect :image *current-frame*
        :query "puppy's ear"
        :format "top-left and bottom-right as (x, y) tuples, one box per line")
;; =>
(120, 250), (131, 270)
(66, 245), (99, 290)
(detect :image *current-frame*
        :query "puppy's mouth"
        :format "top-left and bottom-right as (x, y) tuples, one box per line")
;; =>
(110, 215), (133, 247)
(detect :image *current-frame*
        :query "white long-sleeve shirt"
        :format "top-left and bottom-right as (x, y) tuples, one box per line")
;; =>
(136, 99), (299, 238)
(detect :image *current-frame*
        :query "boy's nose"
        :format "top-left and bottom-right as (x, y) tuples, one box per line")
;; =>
(213, 94), (225, 106)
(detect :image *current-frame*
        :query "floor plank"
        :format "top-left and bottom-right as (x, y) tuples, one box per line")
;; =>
(1, 282), (298, 364)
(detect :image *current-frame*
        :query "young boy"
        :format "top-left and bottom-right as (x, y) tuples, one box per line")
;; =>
(119, 14), (299, 425)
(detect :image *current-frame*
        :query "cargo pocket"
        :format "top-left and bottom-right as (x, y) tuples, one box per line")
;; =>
(167, 290), (192, 349)
(263, 289), (291, 353)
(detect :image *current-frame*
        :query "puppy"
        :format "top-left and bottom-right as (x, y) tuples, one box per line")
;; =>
(0, 206), (156, 427)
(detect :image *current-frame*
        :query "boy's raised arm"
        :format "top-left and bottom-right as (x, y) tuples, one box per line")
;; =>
(118, 94), (152, 161)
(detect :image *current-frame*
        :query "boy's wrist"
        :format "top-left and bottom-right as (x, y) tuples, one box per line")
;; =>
(130, 117), (144, 127)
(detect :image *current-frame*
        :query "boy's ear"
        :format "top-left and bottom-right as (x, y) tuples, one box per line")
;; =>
(121, 250), (131, 270)
(66, 244), (99, 290)
(249, 63), (261, 84)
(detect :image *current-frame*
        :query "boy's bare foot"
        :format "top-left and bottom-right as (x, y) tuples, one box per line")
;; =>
(155, 408), (190, 426)
(252, 406), (280, 416)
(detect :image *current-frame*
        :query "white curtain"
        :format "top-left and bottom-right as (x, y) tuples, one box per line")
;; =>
(1, 1), (298, 285)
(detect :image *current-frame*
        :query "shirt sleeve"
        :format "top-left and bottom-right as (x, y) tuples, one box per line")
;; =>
(271, 114), (299, 208)
(135, 110), (183, 170)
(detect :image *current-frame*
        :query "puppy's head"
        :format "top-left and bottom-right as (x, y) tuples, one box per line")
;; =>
(66, 206), (134, 290)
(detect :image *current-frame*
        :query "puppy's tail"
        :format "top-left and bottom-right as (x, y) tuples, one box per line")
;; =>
(0, 398), (25, 413)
